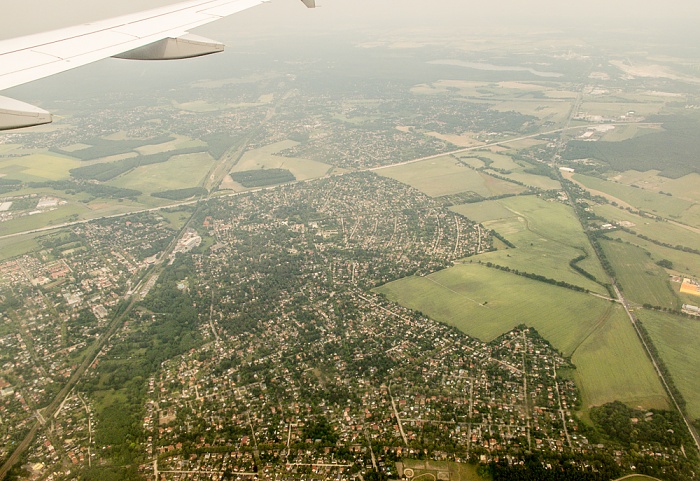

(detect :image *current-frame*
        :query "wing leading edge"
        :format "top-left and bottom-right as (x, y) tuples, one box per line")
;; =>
(0, 0), (315, 130)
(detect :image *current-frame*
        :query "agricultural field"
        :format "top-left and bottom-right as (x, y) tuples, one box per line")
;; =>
(450, 200), (514, 224)
(637, 309), (700, 420)
(598, 124), (664, 142)
(375, 263), (666, 412)
(375, 263), (611, 355)
(492, 170), (561, 190)
(230, 140), (334, 183)
(606, 231), (700, 279)
(108, 152), (215, 194)
(377, 155), (523, 198)
(593, 204), (700, 249)
(0, 152), (81, 182)
(578, 101), (665, 118)
(411, 79), (577, 102)
(456, 195), (608, 293)
(465, 151), (520, 171)
(490, 99), (573, 123)
(601, 240), (680, 309)
(574, 174), (697, 224)
(0, 203), (88, 236)
(134, 135), (206, 155)
(608, 170), (700, 203)
(0, 231), (45, 261)
(570, 307), (668, 411)
(456, 150), (561, 190)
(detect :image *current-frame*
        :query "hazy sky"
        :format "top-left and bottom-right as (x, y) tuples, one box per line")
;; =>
(3, 0), (700, 103)
(4, 0), (700, 40)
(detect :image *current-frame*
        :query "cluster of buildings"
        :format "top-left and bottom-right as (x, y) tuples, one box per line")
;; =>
(0, 212), (182, 465)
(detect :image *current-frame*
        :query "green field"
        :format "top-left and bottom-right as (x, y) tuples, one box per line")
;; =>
(637, 310), (700, 420)
(466, 151), (521, 171)
(490, 99), (573, 123)
(377, 156), (523, 198)
(593, 204), (700, 249)
(231, 140), (333, 182)
(607, 231), (700, 279)
(375, 263), (666, 411)
(377, 264), (612, 355)
(134, 135), (206, 155)
(610, 171), (700, 203)
(0, 232), (45, 261)
(599, 125), (663, 142)
(574, 174), (698, 225)
(571, 307), (668, 411)
(0, 152), (81, 182)
(579, 101), (664, 118)
(601, 240), (680, 309)
(497, 170), (561, 190)
(456, 195), (608, 294)
(108, 152), (215, 194)
(450, 200), (515, 224)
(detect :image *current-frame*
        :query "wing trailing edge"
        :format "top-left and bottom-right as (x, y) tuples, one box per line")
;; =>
(0, 0), (316, 130)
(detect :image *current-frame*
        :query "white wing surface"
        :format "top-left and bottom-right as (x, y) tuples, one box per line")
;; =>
(0, 0), (315, 129)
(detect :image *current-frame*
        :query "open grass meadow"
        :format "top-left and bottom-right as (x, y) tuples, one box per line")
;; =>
(636, 309), (700, 420)
(611, 170), (700, 203)
(575, 174), (699, 226)
(450, 200), (515, 224)
(599, 124), (664, 142)
(134, 135), (207, 155)
(0, 152), (81, 182)
(0, 232), (44, 261)
(375, 263), (667, 412)
(601, 240), (680, 309)
(607, 231), (700, 279)
(0, 204), (89, 236)
(456, 195), (609, 293)
(377, 156), (523, 198)
(579, 101), (665, 118)
(377, 263), (612, 355)
(571, 307), (668, 411)
(593, 204), (700, 249)
(108, 152), (215, 194)
(231, 140), (334, 182)
(490, 99), (573, 123)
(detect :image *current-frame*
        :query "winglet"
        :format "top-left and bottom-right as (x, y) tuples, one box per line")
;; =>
(300, 0), (315, 8)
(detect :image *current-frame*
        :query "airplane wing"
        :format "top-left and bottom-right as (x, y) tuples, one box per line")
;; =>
(0, 0), (315, 130)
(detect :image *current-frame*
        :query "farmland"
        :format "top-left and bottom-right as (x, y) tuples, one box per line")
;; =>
(606, 230), (700, 279)
(637, 310), (700, 420)
(108, 152), (215, 194)
(375, 263), (611, 354)
(600, 240), (680, 309)
(570, 307), (668, 411)
(375, 263), (667, 412)
(0, 152), (81, 182)
(455, 195), (608, 294)
(574, 174), (697, 224)
(377, 155), (523, 198)
(593, 204), (700, 249)
(229, 140), (334, 186)
(609, 170), (700, 203)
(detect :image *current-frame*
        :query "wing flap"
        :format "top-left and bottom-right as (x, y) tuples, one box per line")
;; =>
(0, 0), (267, 91)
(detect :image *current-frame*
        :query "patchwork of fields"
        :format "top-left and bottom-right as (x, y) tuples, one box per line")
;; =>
(375, 263), (667, 411)
(637, 310), (700, 419)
